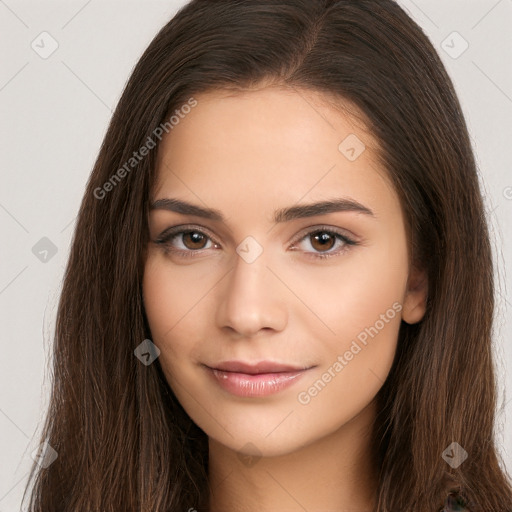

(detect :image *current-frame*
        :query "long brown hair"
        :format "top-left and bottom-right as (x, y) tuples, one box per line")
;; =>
(24, 0), (512, 510)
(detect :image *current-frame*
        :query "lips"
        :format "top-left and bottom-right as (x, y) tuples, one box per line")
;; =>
(203, 360), (312, 397)
(210, 360), (307, 374)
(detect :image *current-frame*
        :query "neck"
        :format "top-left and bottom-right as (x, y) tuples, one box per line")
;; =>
(207, 399), (379, 512)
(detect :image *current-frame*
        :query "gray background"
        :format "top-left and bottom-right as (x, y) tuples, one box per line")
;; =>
(1, 0), (511, 509)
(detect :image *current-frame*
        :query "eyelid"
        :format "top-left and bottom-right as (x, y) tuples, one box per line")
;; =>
(155, 223), (222, 246)
(287, 224), (358, 247)
(154, 223), (359, 259)
(155, 224), (356, 245)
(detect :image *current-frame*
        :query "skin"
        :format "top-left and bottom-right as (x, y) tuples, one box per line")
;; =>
(143, 86), (428, 512)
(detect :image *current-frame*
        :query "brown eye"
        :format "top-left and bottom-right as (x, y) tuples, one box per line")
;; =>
(310, 231), (336, 252)
(182, 231), (208, 250)
(154, 225), (220, 259)
(290, 226), (358, 260)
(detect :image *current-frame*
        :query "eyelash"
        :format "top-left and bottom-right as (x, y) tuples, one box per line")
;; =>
(153, 224), (359, 260)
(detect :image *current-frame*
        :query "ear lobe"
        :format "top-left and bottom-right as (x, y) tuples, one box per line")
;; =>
(402, 266), (428, 325)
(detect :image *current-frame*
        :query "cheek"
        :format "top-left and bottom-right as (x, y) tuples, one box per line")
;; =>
(142, 257), (194, 366)
(333, 246), (407, 335)
(292, 273), (404, 436)
(278, 231), (408, 343)
(288, 234), (407, 404)
(143, 260), (174, 340)
(143, 253), (213, 338)
(142, 254), (217, 384)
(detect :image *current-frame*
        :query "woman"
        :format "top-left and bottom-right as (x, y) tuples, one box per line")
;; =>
(24, 0), (512, 511)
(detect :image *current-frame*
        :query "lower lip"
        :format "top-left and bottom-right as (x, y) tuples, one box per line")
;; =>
(205, 367), (308, 397)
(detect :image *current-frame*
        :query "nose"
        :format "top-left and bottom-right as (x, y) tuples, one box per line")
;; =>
(215, 250), (288, 338)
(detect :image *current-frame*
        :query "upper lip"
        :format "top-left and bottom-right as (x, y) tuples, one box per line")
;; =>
(207, 360), (309, 375)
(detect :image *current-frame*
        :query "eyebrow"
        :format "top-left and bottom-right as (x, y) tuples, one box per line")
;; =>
(150, 197), (375, 223)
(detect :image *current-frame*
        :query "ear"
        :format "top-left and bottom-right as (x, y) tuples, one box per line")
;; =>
(402, 265), (428, 325)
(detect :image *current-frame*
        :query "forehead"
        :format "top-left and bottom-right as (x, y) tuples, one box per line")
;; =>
(152, 86), (396, 216)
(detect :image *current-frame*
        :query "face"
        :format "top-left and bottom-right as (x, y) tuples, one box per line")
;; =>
(143, 86), (427, 457)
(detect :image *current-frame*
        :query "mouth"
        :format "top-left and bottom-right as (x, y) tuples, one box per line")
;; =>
(203, 360), (314, 398)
